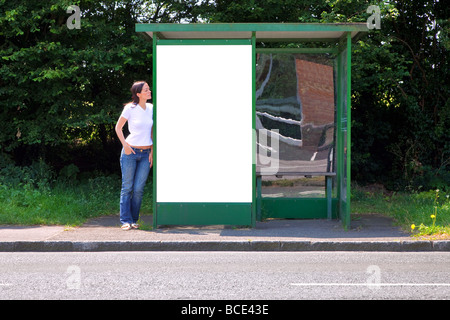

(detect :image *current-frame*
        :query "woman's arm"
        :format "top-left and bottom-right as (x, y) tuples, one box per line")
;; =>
(115, 116), (135, 155)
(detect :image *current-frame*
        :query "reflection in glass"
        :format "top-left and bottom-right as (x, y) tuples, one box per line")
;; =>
(256, 53), (336, 198)
(261, 175), (326, 198)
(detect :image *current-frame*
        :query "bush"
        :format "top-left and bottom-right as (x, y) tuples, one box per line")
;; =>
(0, 160), (55, 189)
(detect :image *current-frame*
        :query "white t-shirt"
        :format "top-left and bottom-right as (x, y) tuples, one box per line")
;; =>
(120, 102), (153, 146)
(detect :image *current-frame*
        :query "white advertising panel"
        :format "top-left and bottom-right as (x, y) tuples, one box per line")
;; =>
(156, 44), (252, 203)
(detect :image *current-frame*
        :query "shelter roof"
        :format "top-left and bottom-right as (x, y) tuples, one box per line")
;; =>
(135, 23), (368, 41)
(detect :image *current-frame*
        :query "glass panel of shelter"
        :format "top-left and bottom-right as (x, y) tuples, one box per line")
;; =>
(255, 53), (337, 199)
(338, 48), (348, 216)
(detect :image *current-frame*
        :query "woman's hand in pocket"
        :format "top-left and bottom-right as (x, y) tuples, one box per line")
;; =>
(124, 144), (135, 155)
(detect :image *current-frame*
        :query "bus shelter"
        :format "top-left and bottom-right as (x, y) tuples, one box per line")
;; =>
(135, 23), (368, 229)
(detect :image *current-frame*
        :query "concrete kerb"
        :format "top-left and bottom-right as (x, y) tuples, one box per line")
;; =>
(0, 240), (449, 252)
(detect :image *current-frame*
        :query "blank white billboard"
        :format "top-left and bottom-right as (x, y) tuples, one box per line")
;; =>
(156, 44), (253, 203)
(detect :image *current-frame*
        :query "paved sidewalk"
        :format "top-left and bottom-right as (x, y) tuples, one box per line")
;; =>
(0, 214), (449, 252)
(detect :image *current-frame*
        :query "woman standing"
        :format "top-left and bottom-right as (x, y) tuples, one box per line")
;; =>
(115, 81), (153, 230)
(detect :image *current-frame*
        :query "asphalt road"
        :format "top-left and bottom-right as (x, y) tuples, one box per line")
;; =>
(1, 252), (449, 301)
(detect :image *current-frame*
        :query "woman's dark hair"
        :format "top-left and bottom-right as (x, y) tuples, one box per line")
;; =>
(126, 81), (147, 106)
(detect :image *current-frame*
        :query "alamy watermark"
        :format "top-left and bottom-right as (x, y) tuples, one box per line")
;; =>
(66, 265), (81, 290)
(66, 5), (81, 30)
(255, 129), (280, 175)
(367, 5), (381, 30)
(66, 3), (380, 31)
(366, 265), (381, 289)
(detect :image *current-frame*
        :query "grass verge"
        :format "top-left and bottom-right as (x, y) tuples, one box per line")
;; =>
(0, 175), (153, 227)
(1, 174), (448, 240)
(352, 185), (450, 238)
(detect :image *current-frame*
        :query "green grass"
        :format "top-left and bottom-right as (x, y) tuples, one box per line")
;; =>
(0, 175), (153, 226)
(352, 185), (450, 238)
(1, 170), (448, 239)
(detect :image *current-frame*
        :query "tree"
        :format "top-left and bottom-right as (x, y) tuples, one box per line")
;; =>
(0, 0), (153, 172)
(350, 0), (449, 189)
(1, 0), (448, 189)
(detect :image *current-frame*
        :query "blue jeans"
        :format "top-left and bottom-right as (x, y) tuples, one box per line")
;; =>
(119, 147), (151, 225)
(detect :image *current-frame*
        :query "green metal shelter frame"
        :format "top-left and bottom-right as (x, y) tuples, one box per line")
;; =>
(135, 23), (368, 229)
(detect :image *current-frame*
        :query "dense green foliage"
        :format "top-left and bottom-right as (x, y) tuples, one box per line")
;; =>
(1, 0), (153, 173)
(350, 1), (450, 190)
(1, 0), (449, 191)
